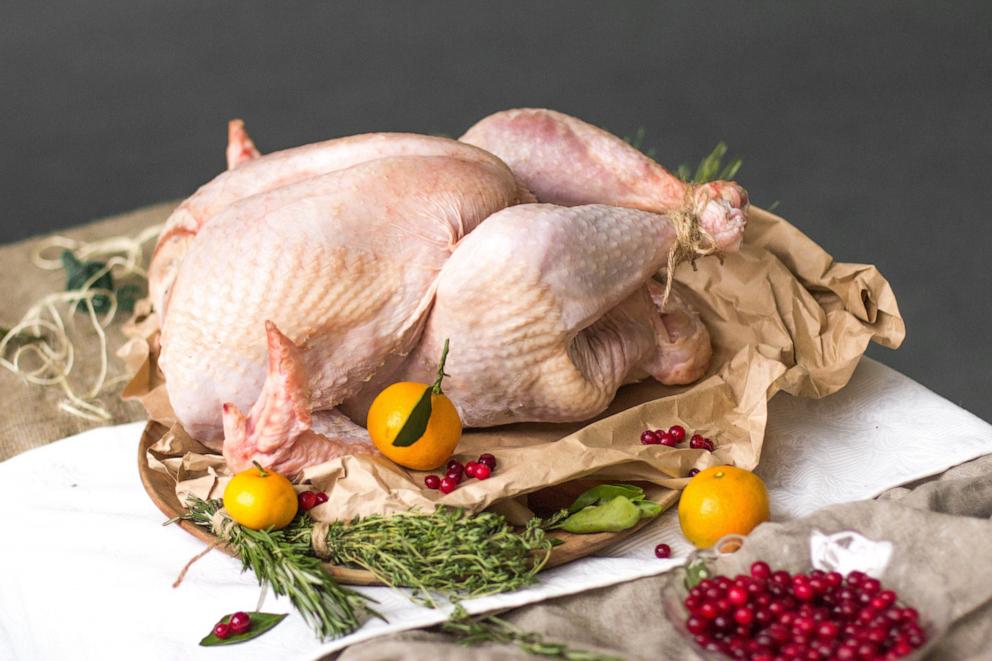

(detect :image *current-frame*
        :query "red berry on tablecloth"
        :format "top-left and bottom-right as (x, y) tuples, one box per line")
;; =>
(213, 622), (232, 639)
(229, 611), (251, 635)
(654, 543), (671, 558)
(640, 430), (659, 445)
(439, 476), (457, 494)
(446, 459), (463, 473)
(464, 461), (479, 478)
(474, 463), (491, 480)
(314, 491), (329, 505)
(668, 425), (686, 442)
(424, 475), (441, 489)
(688, 468), (700, 477)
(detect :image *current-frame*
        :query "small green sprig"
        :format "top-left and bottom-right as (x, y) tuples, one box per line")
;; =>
(182, 497), (378, 640)
(442, 605), (623, 661)
(677, 141), (742, 184)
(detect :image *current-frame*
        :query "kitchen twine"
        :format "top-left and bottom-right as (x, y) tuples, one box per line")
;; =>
(658, 187), (720, 310)
(171, 509), (235, 588)
(0, 223), (162, 421)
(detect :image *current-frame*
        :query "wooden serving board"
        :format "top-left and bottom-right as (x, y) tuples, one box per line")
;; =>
(138, 421), (677, 586)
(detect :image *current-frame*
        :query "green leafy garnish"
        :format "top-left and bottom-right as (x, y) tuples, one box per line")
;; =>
(683, 557), (712, 590)
(199, 612), (288, 646)
(392, 338), (450, 447)
(567, 484), (645, 513)
(677, 141), (742, 184)
(60, 249), (139, 314)
(442, 604), (622, 661)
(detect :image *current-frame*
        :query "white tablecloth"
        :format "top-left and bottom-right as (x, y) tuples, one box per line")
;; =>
(2, 358), (990, 661)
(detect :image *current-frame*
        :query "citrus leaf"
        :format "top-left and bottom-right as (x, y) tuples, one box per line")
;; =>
(199, 611), (288, 646)
(391, 385), (433, 447)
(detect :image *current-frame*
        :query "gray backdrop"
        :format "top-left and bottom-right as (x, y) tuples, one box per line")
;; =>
(3, 2), (990, 420)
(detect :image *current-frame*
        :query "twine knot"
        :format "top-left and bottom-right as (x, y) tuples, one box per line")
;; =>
(659, 185), (720, 309)
(311, 521), (331, 559)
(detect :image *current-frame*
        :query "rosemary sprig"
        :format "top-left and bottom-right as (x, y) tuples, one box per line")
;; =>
(307, 506), (556, 606)
(677, 141), (742, 184)
(182, 497), (379, 640)
(442, 605), (623, 661)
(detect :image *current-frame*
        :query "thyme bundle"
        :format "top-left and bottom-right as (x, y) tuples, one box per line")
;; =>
(181, 498), (558, 639)
(310, 506), (556, 606)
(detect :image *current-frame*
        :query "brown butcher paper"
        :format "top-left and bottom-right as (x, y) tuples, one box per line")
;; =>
(122, 207), (904, 521)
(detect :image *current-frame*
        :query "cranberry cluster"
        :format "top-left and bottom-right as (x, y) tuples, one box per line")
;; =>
(213, 611), (251, 639)
(425, 454), (497, 494)
(641, 425), (715, 452)
(684, 563), (926, 660)
(298, 490), (328, 511)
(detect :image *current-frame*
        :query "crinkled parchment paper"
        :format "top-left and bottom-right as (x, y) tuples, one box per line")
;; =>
(121, 208), (904, 523)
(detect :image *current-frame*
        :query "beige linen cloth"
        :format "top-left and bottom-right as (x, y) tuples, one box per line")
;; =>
(1, 204), (990, 660)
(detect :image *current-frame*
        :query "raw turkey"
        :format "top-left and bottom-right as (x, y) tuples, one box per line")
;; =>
(148, 124), (529, 317)
(155, 111), (749, 474)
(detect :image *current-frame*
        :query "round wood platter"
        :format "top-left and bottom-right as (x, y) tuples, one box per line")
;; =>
(138, 421), (677, 586)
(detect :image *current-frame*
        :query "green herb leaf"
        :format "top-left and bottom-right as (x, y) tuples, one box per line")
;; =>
(559, 496), (642, 534)
(391, 385), (433, 447)
(199, 612), (288, 646)
(683, 557), (712, 590)
(567, 484), (645, 513)
(678, 141), (743, 184)
(635, 500), (662, 519)
(61, 250), (114, 313)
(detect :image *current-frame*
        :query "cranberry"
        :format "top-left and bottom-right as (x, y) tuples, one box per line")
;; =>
(686, 615), (707, 635)
(717, 598), (731, 613)
(826, 572), (843, 589)
(439, 477), (457, 494)
(793, 615), (815, 635)
(793, 579), (815, 602)
(772, 570), (792, 586)
(716, 576), (732, 591)
(846, 571), (866, 587)
(445, 470), (462, 484)
(900, 607), (919, 622)
(313, 491), (329, 504)
(700, 602), (720, 619)
(477, 453), (497, 470)
(836, 646), (856, 660)
(733, 606), (754, 625)
(685, 595), (701, 611)
(424, 475), (441, 489)
(213, 622), (232, 639)
(816, 621), (839, 640)
(712, 614), (731, 631)
(668, 425), (687, 442)
(658, 431), (678, 446)
(446, 459), (463, 472)
(474, 463), (492, 480)
(654, 543), (671, 559)
(750, 561), (772, 580)
(640, 430), (658, 445)
(690, 433), (704, 445)
(892, 640), (913, 656)
(298, 491), (318, 510)
(755, 607), (772, 626)
(464, 461), (479, 478)
(688, 468), (700, 477)
(861, 578), (881, 595)
(229, 611), (251, 635)
(727, 585), (749, 606)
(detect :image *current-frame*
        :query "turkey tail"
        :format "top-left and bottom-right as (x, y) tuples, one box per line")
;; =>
(226, 119), (261, 170)
(222, 321), (312, 471)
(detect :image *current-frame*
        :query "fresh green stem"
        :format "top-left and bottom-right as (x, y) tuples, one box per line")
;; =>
(251, 460), (268, 477)
(432, 338), (450, 395)
(442, 605), (623, 661)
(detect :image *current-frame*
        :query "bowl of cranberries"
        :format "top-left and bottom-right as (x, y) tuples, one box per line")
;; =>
(672, 561), (929, 660)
